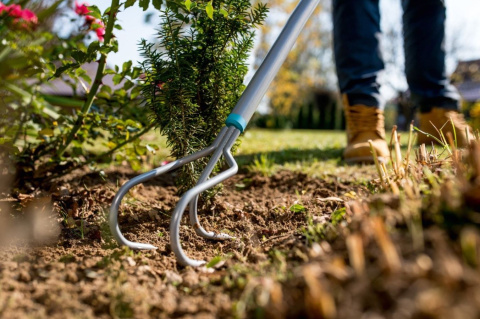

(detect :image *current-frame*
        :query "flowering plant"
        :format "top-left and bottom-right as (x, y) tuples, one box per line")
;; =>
(74, 1), (105, 41)
(0, 3), (38, 29)
(0, 1), (152, 186)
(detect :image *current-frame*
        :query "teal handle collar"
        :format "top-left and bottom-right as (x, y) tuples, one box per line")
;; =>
(225, 114), (247, 133)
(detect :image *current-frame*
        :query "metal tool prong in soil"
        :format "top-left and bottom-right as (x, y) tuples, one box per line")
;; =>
(109, 0), (321, 267)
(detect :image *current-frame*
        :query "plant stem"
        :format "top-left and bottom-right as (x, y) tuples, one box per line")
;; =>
(0, 47), (12, 64)
(57, 0), (120, 157)
(369, 139), (384, 185)
(92, 122), (155, 161)
(43, 122), (154, 181)
(405, 122), (414, 171)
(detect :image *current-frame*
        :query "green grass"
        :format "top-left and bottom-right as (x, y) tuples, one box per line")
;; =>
(104, 128), (423, 183)
(238, 129), (344, 164)
(238, 129), (345, 157)
(117, 129), (346, 171)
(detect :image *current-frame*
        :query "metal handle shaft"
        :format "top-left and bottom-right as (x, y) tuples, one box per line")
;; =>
(229, 0), (320, 128)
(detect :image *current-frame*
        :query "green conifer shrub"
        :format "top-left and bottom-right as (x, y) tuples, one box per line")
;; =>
(140, 0), (267, 193)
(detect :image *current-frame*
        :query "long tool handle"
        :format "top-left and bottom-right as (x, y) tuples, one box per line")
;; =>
(226, 0), (320, 132)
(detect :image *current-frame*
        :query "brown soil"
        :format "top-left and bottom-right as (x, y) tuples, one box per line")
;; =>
(2, 164), (480, 319)
(0, 167), (365, 319)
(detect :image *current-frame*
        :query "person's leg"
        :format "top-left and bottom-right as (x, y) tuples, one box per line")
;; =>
(333, 0), (389, 162)
(402, 0), (473, 146)
(333, 0), (384, 109)
(402, 0), (459, 111)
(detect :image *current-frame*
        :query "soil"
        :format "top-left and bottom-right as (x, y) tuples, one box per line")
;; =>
(1, 165), (480, 319)
(0, 166), (365, 319)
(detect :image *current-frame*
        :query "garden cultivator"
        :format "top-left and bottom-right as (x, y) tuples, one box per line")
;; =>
(110, 0), (320, 267)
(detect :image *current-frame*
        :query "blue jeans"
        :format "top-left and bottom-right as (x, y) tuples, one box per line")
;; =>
(333, 0), (460, 111)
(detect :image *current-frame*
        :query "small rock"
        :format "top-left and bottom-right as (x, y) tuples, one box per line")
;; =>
(164, 270), (183, 285)
(309, 243), (323, 259)
(37, 269), (50, 279)
(182, 270), (199, 288)
(137, 265), (151, 274)
(160, 293), (177, 314)
(312, 215), (328, 225)
(85, 269), (101, 279)
(125, 257), (136, 267)
(18, 270), (31, 282)
(66, 271), (79, 283)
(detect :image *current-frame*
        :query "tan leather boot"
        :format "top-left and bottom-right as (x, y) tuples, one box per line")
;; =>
(418, 108), (474, 148)
(343, 95), (390, 163)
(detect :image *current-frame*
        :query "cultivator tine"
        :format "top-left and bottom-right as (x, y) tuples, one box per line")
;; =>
(170, 127), (241, 266)
(109, 127), (229, 250)
(188, 129), (238, 241)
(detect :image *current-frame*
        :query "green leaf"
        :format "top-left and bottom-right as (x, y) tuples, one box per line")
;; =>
(52, 63), (80, 78)
(87, 5), (102, 19)
(112, 74), (124, 85)
(122, 60), (132, 73)
(71, 50), (87, 63)
(100, 85), (112, 94)
(184, 0), (191, 11)
(139, 0), (149, 11)
(45, 63), (56, 72)
(87, 41), (100, 55)
(39, 128), (54, 137)
(331, 208), (346, 225)
(123, 80), (135, 91)
(219, 8), (228, 18)
(206, 256), (222, 268)
(130, 86), (142, 100)
(80, 73), (92, 85)
(130, 159), (142, 171)
(205, 1), (213, 19)
(97, 91), (111, 99)
(289, 204), (306, 213)
(152, 0), (162, 10)
(125, 0), (136, 9)
(104, 69), (116, 75)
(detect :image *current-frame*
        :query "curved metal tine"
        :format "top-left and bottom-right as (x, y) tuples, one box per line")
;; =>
(170, 128), (241, 267)
(109, 127), (229, 250)
(189, 128), (236, 240)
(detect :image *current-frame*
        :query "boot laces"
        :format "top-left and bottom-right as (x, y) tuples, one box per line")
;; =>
(346, 105), (385, 140)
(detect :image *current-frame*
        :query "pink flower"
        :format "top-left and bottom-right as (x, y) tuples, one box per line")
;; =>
(20, 9), (38, 24)
(95, 26), (105, 41)
(74, 1), (90, 16)
(1, 4), (38, 29)
(6, 4), (23, 18)
(85, 14), (96, 23)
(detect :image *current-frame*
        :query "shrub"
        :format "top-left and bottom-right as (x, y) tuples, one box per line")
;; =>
(140, 0), (267, 193)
